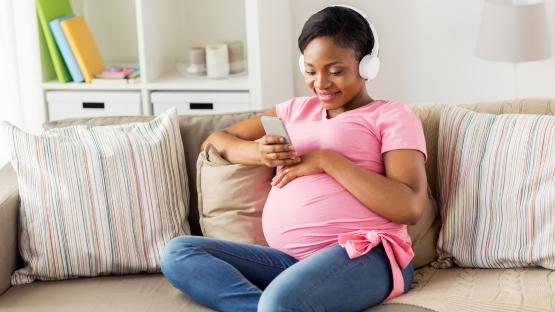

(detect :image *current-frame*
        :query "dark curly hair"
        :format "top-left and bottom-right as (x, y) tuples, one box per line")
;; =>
(298, 6), (374, 62)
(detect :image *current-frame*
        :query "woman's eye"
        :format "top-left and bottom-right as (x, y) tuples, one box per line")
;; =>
(330, 71), (342, 76)
(305, 71), (316, 75)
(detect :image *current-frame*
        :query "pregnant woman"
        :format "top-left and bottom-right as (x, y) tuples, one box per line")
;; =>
(161, 5), (428, 312)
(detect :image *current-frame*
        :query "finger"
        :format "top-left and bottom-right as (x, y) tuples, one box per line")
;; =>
(266, 151), (297, 160)
(264, 144), (295, 155)
(263, 135), (286, 144)
(266, 157), (301, 170)
(260, 135), (275, 145)
(276, 168), (295, 188)
(273, 144), (295, 153)
(272, 167), (290, 186)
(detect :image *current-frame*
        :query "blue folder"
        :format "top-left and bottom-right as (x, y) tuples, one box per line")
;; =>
(49, 14), (84, 83)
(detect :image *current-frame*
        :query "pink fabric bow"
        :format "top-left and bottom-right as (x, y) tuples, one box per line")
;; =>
(338, 230), (414, 301)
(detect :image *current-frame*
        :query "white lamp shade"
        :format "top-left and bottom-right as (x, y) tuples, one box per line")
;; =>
(476, 0), (552, 62)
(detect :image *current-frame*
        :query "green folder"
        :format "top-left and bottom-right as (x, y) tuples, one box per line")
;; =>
(38, 15), (56, 83)
(36, 0), (73, 83)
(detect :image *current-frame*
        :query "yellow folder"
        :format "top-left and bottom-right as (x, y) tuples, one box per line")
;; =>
(60, 15), (106, 83)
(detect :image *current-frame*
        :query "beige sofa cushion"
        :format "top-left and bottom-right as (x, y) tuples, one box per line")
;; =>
(386, 266), (555, 312)
(0, 274), (214, 312)
(0, 272), (435, 312)
(196, 143), (272, 245)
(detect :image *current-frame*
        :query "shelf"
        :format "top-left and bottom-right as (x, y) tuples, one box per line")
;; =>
(43, 81), (143, 91)
(25, 0), (294, 121)
(43, 71), (250, 92)
(147, 71), (250, 91)
(42, 59), (142, 90)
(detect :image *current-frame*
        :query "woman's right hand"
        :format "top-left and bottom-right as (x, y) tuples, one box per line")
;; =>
(258, 135), (301, 167)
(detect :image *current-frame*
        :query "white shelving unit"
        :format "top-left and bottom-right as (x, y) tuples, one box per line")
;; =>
(16, 0), (294, 125)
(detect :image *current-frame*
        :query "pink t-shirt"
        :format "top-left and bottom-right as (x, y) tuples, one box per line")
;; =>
(262, 96), (427, 261)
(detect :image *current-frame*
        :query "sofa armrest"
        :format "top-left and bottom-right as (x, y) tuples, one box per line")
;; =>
(0, 163), (20, 296)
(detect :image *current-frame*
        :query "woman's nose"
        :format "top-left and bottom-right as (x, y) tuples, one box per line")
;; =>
(313, 74), (331, 89)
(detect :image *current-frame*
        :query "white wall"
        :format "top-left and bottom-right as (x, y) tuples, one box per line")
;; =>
(2, 0), (555, 168)
(290, 0), (555, 104)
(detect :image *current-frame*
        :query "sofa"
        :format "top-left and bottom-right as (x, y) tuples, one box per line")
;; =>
(0, 98), (554, 312)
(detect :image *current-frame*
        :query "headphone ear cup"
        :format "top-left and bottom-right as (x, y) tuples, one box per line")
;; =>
(359, 54), (380, 80)
(298, 55), (305, 75)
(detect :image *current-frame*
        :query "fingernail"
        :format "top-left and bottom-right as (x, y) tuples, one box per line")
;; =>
(288, 145), (294, 150)
(279, 138), (284, 143)
(292, 151), (297, 156)
(296, 157), (301, 162)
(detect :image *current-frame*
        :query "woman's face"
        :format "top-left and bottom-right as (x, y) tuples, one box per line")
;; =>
(303, 36), (371, 116)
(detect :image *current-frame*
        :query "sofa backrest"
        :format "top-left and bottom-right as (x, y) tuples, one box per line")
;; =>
(43, 98), (555, 236)
(43, 111), (262, 236)
(409, 98), (555, 203)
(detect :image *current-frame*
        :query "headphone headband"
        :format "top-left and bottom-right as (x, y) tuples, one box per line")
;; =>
(323, 4), (379, 57)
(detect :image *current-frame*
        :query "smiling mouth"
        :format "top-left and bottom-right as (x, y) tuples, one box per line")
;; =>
(317, 91), (340, 102)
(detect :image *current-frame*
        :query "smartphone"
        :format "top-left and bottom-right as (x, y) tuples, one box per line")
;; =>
(260, 116), (293, 145)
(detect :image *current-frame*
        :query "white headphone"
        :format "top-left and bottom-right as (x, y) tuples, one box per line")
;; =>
(298, 4), (380, 80)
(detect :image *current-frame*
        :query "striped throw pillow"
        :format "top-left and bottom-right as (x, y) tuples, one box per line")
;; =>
(435, 105), (555, 269)
(2, 108), (190, 285)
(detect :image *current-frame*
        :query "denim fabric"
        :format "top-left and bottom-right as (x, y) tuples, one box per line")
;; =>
(161, 236), (413, 312)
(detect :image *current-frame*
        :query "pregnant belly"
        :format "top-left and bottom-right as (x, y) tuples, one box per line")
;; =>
(262, 173), (402, 260)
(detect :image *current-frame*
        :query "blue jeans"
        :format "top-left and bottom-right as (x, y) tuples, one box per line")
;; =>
(160, 236), (413, 312)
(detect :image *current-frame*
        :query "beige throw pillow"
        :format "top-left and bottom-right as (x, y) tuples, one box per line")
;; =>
(408, 185), (440, 269)
(196, 143), (273, 245)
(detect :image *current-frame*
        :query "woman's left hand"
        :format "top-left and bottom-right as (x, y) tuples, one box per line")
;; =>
(271, 149), (332, 188)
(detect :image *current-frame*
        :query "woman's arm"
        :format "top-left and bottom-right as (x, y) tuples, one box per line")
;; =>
(272, 149), (428, 225)
(201, 107), (300, 167)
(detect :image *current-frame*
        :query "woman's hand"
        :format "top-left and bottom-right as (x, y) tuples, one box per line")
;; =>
(271, 149), (331, 188)
(258, 135), (301, 168)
